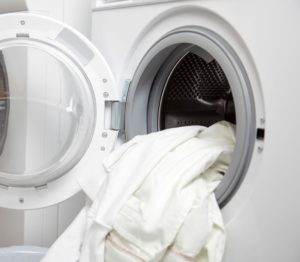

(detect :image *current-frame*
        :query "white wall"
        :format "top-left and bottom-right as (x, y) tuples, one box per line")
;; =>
(0, 209), (24, 246)
(26, 0), (92, 38)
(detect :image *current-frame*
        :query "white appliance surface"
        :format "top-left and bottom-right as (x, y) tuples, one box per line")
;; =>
(91, 0), (300, 261)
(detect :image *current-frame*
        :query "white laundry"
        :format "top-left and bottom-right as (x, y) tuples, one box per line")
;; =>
(42, 121), (235, 262)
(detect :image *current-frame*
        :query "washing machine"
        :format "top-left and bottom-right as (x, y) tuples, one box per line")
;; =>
(0, 0), (299, 261)
(91, 0), (300, 261)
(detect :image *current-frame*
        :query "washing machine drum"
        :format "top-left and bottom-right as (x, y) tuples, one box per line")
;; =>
(159, 51), (236, 129)
(0, 13), (118, 209)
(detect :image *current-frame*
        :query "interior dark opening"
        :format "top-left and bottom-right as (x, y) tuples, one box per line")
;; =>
(159, 50), (236, 130)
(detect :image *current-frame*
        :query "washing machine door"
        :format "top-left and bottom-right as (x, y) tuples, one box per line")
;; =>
(0, 13), (119, 209)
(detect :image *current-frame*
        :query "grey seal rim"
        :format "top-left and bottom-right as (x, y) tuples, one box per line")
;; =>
(125, 27), (257, 207)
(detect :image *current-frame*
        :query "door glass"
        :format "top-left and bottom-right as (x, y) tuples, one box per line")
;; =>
(0, 52), (9, 156)
(0, 45), (95, 179)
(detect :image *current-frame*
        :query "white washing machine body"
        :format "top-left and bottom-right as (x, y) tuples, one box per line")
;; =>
(91, 0), (300, 261)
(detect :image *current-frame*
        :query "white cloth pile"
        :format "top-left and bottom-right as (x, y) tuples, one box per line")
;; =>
(42, 121), (235, 262)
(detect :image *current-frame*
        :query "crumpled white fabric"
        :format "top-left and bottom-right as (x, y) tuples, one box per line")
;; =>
(42, 121), (235, 262)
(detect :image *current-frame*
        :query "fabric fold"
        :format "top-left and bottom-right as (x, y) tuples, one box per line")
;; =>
(42, 121), (235, 262)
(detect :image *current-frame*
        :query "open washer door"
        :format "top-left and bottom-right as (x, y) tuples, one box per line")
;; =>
(0, 13), (119, 210)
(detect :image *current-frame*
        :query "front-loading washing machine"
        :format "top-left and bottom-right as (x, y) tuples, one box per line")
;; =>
(0, 0), (299, 261)
(90, 0), (300, 261)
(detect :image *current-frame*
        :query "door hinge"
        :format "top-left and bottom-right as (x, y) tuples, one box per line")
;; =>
(110, 80), (131, 131)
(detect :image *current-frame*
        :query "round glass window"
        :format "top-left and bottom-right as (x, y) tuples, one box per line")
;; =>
(0, 44), (95, 186)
